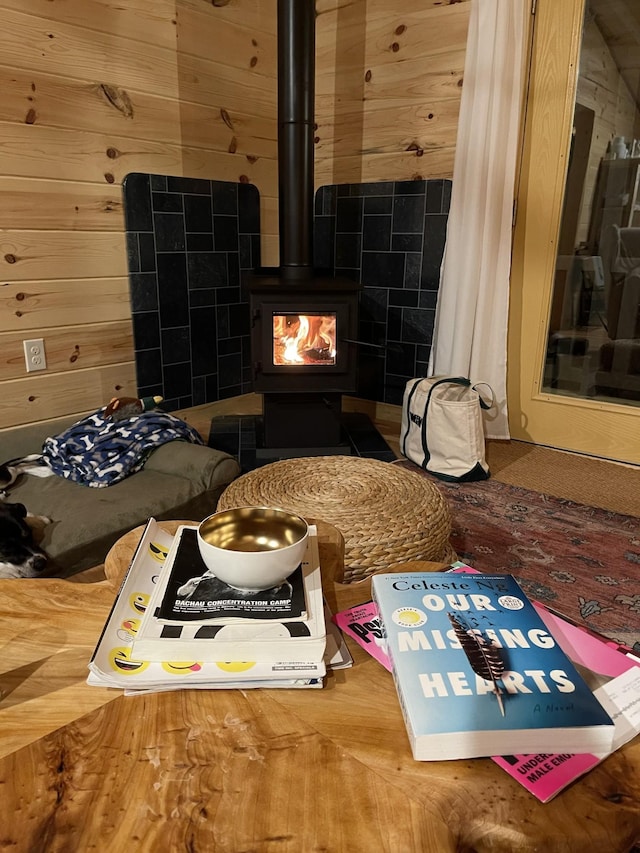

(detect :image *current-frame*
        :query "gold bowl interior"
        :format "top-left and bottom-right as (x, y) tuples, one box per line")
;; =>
(199, 506), (308, 553)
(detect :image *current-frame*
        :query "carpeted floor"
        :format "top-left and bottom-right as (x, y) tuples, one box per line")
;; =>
(396, 460), (640, 652)
(485, 440), (640, 518)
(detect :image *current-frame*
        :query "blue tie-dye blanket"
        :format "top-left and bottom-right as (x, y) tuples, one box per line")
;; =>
(39, 409), (204, 488)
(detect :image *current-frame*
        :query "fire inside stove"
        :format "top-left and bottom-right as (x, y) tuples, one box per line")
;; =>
(272, 312), (337, 365)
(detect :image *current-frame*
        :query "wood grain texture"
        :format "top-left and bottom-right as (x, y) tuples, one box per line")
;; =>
(316, 146), (456, 188)
(315, 97), (462, 153)
(0, 231), (128, 281)
(0, 0), (280, 428)
(0, 123), (277, 185)
(315, 3), (469, 73)
(2, 0), (181, 51)
(0, 519), (638, 852)
(1, 278), (132, 331)
(0, 320), (134, 381)
(0, 178), (125, 232)
(0, 68), (277, 157)
(0, 9), (276, 125)
(0, 0), (467, 430)
(0, 362), (137, 427)
(315, 0), (468, 187)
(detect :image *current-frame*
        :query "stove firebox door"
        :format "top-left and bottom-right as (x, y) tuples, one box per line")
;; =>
(251, 298), (358, 394)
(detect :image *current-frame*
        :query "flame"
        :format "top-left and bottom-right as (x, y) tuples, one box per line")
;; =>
(273, 313), (337, 365)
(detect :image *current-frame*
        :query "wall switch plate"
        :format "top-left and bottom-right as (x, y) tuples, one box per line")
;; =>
(23, 338), (47, 372)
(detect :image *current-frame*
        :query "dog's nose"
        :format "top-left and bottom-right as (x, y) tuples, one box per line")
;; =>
(30, 555), (47, 573)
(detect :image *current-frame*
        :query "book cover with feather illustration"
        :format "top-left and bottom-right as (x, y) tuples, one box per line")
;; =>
(370, 572), (615, 761)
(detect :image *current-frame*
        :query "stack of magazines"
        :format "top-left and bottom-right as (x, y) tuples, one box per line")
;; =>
(88, 518), (351, 695)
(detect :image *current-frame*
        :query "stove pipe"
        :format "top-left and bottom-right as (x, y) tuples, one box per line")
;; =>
(277, 0), (315, 280)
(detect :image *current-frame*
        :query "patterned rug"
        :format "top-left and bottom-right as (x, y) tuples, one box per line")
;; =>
(397, 461), (640, 651)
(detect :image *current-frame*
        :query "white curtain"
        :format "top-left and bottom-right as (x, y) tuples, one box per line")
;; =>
(428, 0), (528, 439)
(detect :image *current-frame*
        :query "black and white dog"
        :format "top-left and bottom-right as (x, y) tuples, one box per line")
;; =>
(0, 494), (51, 579)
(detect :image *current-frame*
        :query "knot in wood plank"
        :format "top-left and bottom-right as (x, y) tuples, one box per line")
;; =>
(99, 84), (134, 119)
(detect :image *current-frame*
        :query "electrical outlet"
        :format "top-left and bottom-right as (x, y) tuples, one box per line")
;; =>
(23, 338), (47, 372)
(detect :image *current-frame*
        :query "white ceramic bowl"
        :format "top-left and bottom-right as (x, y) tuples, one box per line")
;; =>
(196, 506), (309, 591)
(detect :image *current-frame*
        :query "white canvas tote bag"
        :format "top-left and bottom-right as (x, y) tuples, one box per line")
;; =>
(400, 376), (494, 481)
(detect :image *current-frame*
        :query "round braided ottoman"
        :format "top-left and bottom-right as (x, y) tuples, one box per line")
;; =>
(217, 456), (454, 582)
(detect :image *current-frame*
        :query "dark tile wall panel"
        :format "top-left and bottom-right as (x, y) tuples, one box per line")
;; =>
(315, 179), (451, 405)
(123, 173), (258, 411)
(124, 175), (450, 411)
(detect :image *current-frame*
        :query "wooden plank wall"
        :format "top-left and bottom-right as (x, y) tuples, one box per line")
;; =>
(315, 0), (469, 186)
(0, 0), (469, 433)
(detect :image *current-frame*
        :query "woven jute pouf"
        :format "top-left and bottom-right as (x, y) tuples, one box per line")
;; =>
(217, 455), (454, 582)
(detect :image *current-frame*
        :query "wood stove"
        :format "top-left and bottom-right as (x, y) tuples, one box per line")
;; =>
(249, 270), (361, 450)
(247, 0), (362, 455)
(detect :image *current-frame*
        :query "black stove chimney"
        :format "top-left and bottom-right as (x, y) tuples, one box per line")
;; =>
(246, 0), (362, 456)
(277, 0), (315, 279)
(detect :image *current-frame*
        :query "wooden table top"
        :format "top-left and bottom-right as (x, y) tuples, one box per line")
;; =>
(1, 520), (639, 852)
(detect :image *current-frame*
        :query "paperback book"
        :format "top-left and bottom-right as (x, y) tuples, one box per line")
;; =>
(447, 561), (640, 799)
(130, 523), (327, 663)
(88, 519), (341, 694)
(154, 526), (307, 623)
(370, 571), (616, 761)
(343, 565), (640, 799)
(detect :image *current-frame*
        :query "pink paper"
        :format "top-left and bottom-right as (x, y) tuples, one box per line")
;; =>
(332, 600), (392, 671)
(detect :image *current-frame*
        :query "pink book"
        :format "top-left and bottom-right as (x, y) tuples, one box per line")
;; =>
(490, 602), (640, 800)
(331, 601), (392, 672)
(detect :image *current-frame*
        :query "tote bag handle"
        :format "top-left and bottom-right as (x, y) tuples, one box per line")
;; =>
(472, 382), (494, 411)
